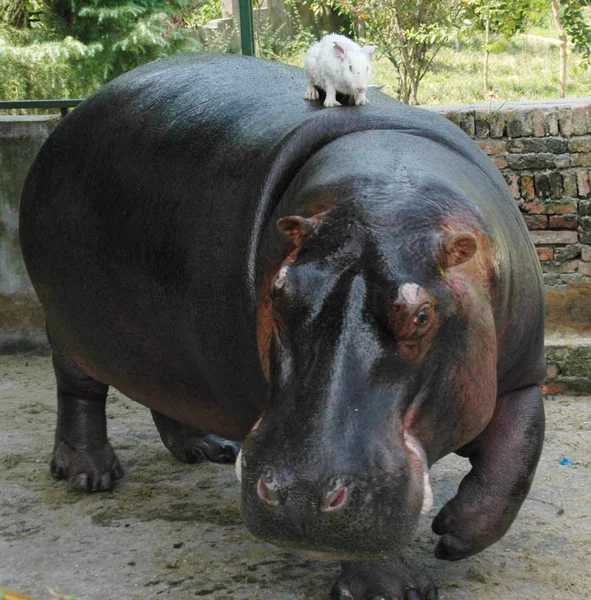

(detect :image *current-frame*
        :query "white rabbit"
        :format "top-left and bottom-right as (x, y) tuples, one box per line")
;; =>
(304, 34), (377, 108)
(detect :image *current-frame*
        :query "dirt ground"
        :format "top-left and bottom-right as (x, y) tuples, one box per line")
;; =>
(0, 354), (589, 600)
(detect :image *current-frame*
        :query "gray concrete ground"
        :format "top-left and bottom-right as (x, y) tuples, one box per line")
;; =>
(0, 354), (589, 600)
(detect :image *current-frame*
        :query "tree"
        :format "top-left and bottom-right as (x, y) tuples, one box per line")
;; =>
(0, 1), (201, 99)
(551, 0), (591, 98)
(332, 0), (459, 105)
(461, 0), (537, 96)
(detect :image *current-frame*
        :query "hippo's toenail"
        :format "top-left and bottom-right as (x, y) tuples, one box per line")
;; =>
(257, 469), (280, 506)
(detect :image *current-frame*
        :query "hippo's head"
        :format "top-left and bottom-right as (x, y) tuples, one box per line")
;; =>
(240, 132), (499, 560)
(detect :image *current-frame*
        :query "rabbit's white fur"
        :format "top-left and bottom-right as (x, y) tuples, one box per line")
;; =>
(304, 34), (377, 108)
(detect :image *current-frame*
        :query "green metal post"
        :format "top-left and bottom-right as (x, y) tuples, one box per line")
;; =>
(239, 0), (255, 56)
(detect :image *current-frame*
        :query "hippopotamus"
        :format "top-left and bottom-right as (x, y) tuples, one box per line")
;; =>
(19, 53), (546, 599)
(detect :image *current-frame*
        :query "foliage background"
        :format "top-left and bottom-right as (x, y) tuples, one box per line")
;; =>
(0, 0), (590, 105)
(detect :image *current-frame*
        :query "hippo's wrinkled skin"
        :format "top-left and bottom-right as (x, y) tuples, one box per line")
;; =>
(19, 54), (545, 599)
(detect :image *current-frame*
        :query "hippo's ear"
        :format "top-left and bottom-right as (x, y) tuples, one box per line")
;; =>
(440, 232), (478, 269)
(277, 216), (320, 247)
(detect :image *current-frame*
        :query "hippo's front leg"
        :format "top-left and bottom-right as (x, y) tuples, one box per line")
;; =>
(432, 385), (545, 560)
(150, 410), (240, 464)
(50, 354), (123, 491)
(333, 555), (438, 600)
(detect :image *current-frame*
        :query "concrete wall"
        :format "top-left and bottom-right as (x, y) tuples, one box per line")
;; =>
(0, 115), (59, 351)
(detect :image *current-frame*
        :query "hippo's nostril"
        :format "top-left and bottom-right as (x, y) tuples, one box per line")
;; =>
(321, 483), (349, 512)
(257, 470), (281, 507)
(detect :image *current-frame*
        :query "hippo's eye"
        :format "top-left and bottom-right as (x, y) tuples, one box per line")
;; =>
(413, 307), (431, 327)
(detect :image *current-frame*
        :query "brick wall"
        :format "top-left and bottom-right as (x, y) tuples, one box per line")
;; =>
(427, 98), (591, 287)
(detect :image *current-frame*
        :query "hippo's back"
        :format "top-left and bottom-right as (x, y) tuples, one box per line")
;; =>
(20, 54), (326, 435)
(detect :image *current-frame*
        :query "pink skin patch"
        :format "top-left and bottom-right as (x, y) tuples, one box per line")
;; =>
(403, 430), (433, 515)
(399, 282), (422, 305)
(235, 418), (261, 482)
(274, 266), (289, 290)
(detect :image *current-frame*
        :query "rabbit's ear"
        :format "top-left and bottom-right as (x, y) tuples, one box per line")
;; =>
(333, 42), (346, 60)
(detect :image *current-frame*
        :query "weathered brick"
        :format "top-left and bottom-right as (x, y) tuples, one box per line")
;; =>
(579, 261), (591, 276)
(546, 364), (560, 379)
(507, 138), (567, 154)
(568, 135), (591, 152)
(571, 106), (589, 135)
(520, 175), (535, 200)
(536, 247), (554, 261)
(581, 231), (591, 244)
(475, 116), (490, 138)
(445, 111), (462, 128)
(529, 230), (579, 245)
(546, 111), (559, 136)
(533, 110), (546, 137)
(548, 171), (563, 198)
(560, 260), (580, 273)
(582, 216), (591, 231)
(542, 382), (565, 395)
(523, 202), (545, 214)
(507, 153), (570, 169)
(571, 153), (591, 167)
(563, 171), (578, 197)
(558, 108), (573, 137)
(478, 139), (506, 155)
(581, 246), (591, 262)
(494, 157), (508, 169)
(524, 215), (548, 229)
(547, 137), (569, 154)
(507, 110), (534, 137)
(577, 170), (591, 197)
(506, 174), (520, 199)
(489, 111), (505, 138)
(580, 199), (591, 215)
(535, 173), (551, 199)
(545, 202), (578, 214)
(460, 112), (476, 137)
(549, 215), (578, 229)
(555, 245), (581, 261)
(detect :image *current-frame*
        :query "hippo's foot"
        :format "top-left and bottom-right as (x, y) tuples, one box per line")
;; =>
(51, 441), (124, 491)
(151, 410), (240, 464)
(432, 385), (545, 560)
(332, 556), (438, 600)
(50, 351), (122, 491)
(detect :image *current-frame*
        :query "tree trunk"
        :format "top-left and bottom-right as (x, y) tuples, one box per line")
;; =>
(454, 0), (461, 52)
(551, 0), (567, 98)
(484, 11), (491, 96)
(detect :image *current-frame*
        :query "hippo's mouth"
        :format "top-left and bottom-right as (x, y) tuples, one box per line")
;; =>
(403, 430), (433, 516)
(237, 416), (434, 559)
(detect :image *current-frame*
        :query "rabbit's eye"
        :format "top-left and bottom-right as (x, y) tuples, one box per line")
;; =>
(349, 65), (353, 72)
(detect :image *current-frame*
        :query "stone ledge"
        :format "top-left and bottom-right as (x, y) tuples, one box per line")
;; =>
(544, 333), (591, 395)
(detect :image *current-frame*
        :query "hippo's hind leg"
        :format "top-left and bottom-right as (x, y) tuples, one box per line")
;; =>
(432, 385), (545, 560)
(50, 353), (123, 491)
(333, 555), (438, 600)
(151, 410), (240, 464)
